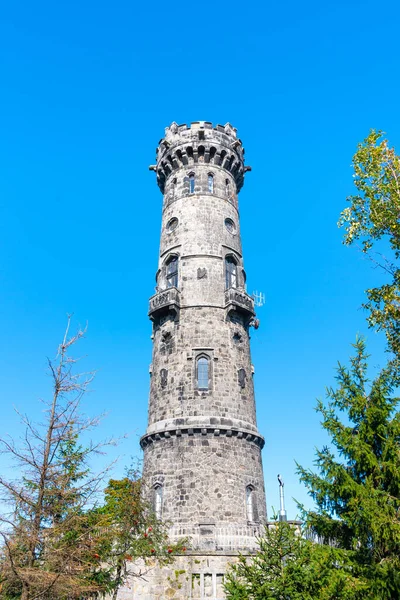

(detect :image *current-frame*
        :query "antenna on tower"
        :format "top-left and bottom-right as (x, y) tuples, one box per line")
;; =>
(252, 291), (265, 307)
(277, 474), (287, 522)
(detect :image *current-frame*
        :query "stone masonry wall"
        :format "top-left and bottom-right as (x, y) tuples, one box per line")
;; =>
(119, 554), (242, 600)
(148, 307), (257, 427)
(143, 432), (266, 531)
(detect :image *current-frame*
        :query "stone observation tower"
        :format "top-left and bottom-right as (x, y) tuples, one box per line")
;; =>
(136, 122), (267, 599)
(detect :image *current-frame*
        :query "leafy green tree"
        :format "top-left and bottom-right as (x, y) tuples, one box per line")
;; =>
(298, 338), (400, 599)
(339, 130), (400, 356)
(224, 520), (364, 600)
(227, 132), (400, 600)
(94, 471), (187, 600)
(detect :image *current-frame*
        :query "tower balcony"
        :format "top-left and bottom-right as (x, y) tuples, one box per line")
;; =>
(168, 523), (262, 551)
(225, 288), (255, 322)
(148, 287), (180, 321)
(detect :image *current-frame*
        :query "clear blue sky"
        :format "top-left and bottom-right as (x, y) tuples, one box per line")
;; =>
(1, 0), (399, 519)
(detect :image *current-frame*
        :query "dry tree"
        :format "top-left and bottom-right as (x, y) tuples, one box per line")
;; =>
(0, 317), (113, 600)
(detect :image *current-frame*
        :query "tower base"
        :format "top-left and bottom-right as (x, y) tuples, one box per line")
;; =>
(117, 552), (243, 600)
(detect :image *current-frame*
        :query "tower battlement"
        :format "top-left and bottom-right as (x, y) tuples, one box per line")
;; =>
(152, 121), (250, 193)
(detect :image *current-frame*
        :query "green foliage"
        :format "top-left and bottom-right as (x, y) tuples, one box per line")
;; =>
(339, 130), (400, 355)
(0, 424), (108, 599)
(224, 521), (364, 600)
(227, 132), (400, 599)
(298, 338), (400, 598)
(0, 320), (109, 600)
(92, 470), (187, 599)
(0, 321), (185, 600)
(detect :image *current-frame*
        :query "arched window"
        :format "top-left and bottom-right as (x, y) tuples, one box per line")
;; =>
(208, 173), (214, 194)
(189, 173), (195, 194)
(166, 255), (178, 288)
(154, 484), (163, 520)
(196, 356), (209, 390)
(246, 486), (255, 522)
(225, 256), (237, 289)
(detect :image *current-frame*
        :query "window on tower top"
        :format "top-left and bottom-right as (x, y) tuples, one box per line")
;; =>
(225, 256), (238, 289)
(171, 177), (177, 200)
(166, 255), (178, 288)
(208, 173), (214, 194)
(189, 173), (195, 194)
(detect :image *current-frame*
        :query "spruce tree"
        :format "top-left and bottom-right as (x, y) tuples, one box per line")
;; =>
(224, 520), (363, 599)
(297, 338), (400, 598)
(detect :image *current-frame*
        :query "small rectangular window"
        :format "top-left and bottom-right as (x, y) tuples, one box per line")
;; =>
(189, 174), (195, 194)
(216, 574), (224, 597)
(170, 178), (176, 200)
(192, 574), (201, 599)
(204, 574), (213, 597)
(208, 174), (214, 193)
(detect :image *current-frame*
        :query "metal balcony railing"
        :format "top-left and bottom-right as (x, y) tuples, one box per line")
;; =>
(168, 523), (262, 551)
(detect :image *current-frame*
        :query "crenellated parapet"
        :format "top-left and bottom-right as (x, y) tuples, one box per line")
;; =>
(150, 121), (251, 194)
